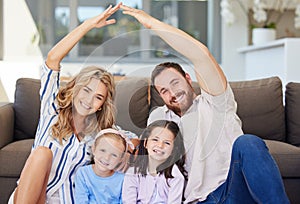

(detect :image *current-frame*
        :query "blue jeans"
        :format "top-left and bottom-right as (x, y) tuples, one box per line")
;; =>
(198, 134), (290, 204)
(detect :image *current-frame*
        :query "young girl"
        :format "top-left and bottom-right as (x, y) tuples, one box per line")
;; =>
(75, 128), (134, 203)
(9, 3), (122, 204)
(122, 120), (187, 204)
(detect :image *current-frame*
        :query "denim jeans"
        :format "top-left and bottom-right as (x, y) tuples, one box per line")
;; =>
(198, 134), (290, 204)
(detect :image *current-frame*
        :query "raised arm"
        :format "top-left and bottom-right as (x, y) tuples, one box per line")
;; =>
(46, 3), (122, 71)
(121, 5), (227, 95)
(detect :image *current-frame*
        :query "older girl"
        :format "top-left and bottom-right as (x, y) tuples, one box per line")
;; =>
(122, 120), (187, 204)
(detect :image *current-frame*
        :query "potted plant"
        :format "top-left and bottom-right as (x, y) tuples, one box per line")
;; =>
(221, 0), (300, 45)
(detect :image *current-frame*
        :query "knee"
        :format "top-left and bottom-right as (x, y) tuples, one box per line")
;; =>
(233, 134), (267, 153)
(30, 146), (53, 166)
(20, 146), (53, 180)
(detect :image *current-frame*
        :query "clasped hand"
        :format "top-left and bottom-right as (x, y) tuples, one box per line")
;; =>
(86, 2), (154, 30)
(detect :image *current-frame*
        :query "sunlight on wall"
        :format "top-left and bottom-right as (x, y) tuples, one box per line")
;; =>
(4, 0), (42, 59)
(1, 0), (43, 102)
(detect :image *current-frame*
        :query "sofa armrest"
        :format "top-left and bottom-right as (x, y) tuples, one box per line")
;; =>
(0, 103), (14, 149)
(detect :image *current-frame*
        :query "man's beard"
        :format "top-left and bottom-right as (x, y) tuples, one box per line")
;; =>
(167, 88), (194, 116)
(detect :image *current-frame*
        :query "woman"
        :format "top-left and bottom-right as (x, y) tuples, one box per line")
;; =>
(9, 3), (122, 203)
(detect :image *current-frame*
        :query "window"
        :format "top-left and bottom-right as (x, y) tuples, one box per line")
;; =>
(24, 0), (220, 63)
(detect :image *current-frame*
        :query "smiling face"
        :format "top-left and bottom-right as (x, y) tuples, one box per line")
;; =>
(73, 78), (108, 117)
(154, 68), (196, 116)
(145, 127), (175, 164)
(92, 135), (125, 177)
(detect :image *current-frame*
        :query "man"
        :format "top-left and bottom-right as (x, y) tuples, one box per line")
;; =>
(121, 5), (289, 204)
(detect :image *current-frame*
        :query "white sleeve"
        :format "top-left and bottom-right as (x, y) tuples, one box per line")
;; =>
(122, 171), (139, 204)
(167, 165), (185, 204)
(39, 62), (60, 117)
(147, 106), (168, 125)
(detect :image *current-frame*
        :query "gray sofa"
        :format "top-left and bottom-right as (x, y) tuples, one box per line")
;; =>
(0, 76), (300, 204)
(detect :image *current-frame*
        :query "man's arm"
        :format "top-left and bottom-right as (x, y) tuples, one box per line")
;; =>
(121, 5), (227, 96)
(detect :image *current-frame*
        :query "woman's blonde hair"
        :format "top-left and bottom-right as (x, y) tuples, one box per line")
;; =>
(52, 66), (115, 144)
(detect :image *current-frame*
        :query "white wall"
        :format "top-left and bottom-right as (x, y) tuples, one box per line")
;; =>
(220, 1), (300, 82)
(4, 0), (43, 60)
(0, 0), (43, 102)
(220, 2), (248, 82)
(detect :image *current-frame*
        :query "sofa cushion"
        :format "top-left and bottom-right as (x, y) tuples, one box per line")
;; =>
(0, 103), (14, 149)
(265, 140), (300, 178)
(285, 82), (300, 146)
(115, 77), (150, 135)
(230, 77), (286, 142)
(0, 139), (34, 177)
(13, 78), (41, 140)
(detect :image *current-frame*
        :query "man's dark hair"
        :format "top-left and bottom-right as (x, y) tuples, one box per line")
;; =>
(151, 62), (186, 87)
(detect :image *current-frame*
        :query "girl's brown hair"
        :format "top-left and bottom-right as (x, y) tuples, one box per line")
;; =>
(135, 120), (187, 185)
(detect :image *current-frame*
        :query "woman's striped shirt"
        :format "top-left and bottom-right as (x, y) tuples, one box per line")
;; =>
(33, 63), (94, 203)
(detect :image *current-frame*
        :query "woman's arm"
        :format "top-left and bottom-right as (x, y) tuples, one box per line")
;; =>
(46, 3), (121, 71)
(121, 5), (227, 96)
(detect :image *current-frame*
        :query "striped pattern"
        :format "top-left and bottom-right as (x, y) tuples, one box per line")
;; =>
(32, 63), (94, 203)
